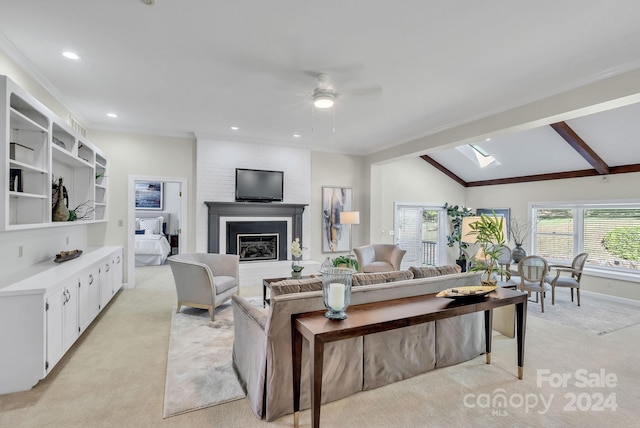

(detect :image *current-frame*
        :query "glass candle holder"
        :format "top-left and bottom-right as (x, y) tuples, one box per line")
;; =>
(321, 267), (354, 320)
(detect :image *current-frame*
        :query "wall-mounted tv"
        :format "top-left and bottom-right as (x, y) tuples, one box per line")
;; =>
(235, 168), (284, 202)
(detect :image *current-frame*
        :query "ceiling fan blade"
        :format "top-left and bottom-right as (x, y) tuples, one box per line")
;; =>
(339, 85), (382, 97)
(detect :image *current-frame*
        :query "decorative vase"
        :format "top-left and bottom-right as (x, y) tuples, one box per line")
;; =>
(512, 244), (526, 263)
(291, 271), (302, 279)
(52, 178), (70, 222)
(321, 267), (354, 320)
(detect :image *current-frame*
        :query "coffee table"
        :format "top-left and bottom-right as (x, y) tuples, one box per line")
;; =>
(292, 287), (528, 428)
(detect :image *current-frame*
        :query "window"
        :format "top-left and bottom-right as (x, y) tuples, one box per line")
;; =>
(533, 202), (640, 273)
(395, 204), (447, 269)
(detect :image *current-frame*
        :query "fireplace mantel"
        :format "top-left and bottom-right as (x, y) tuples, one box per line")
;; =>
(205, 201), (307, 253)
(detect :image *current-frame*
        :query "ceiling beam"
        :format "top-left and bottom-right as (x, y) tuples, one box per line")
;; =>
(549, 121), (610, 174)
(466, 163), (640, 187)
(420, 155), (467, 187)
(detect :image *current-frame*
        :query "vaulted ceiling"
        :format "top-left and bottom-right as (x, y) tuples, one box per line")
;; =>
(1, 1), (640, 183)
(422, 101), (640, 186)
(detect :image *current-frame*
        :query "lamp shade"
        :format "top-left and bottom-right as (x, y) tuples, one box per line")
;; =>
(461, 215), (507, 244)
(461, 216), (481, 243)
(339, 211), (360, 225)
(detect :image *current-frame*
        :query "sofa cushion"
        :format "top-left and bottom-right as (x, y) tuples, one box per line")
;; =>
(352, 270), (414, 286)
(269, 277), (323, 296)
(409, 264), (461, 279)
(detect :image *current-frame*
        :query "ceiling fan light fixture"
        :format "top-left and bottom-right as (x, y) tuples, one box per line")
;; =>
(313, 90), (335, 109)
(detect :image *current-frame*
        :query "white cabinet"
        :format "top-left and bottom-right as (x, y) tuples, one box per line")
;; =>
(0, 246), (122, 394)
(78, 265), (101, 332)
(45, 279), (78, 373)
(100, 259), (112, 309)
(1, 75), (108, 230)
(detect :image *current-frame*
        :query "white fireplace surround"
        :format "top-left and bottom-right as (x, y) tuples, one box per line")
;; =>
(221, 216), (292, 261)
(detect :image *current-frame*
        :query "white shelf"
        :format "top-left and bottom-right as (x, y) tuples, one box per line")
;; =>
(2, 75), (109, 231)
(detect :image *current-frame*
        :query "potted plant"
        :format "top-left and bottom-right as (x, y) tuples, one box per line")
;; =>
(509, 217), (535, 263)
(444, 203), (474, 271)
(332, 255), (359, 271)
(466, 211), (508, 285)
(290, 238), (304, 278)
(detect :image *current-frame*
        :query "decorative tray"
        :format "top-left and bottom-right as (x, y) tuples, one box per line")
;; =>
(436, 285), (497, 299)
(54, 250), (83, 263)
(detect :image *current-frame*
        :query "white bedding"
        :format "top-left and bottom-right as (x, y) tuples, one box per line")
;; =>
(135, 233), (171, 266)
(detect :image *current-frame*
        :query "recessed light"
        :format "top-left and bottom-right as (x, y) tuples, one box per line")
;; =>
(62, 51), (80, 60)
(485, 138), (491, 142)
(106, 113), (118, 118)
(230, 126), (239, 131)
(293, 134), (301, 138)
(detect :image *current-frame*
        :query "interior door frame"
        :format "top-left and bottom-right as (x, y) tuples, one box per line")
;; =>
(127, 175), (188, 289)
(394, 202), (448, 267)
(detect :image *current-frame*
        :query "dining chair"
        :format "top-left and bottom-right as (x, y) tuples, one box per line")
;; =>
(545, 253), (588, 306)
(517, 255), (550, 312)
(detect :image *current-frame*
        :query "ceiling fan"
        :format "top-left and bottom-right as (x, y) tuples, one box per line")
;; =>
(310, 73), (381, 110)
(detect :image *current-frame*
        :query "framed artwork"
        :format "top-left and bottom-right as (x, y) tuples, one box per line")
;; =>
(135, 181), (163, 210)
(476, 208), (510, 239)
(322, 186), (353, 252)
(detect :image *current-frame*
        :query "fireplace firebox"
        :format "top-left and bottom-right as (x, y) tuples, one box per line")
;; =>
(237, 234), (279, 261)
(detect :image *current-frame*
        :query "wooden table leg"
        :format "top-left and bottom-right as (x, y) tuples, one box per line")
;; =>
(310, 336), (324, 428)
(515, 300), (527, 379)
(292, 322), (303, 428)
(484, 309), (493, 364)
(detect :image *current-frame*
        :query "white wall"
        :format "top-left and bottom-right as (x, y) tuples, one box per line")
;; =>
(310, 151), (369, 261)
(371, 157), (466, 263)
(88, 130), (196, 283)
(163, 182), (181, 234)
(196, 139), (311, 257)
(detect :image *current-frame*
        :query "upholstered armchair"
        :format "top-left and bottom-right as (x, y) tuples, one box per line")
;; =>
(353, 244), (406, 273)
(545, 253), (588, 306)
(168, 253), (240, 320)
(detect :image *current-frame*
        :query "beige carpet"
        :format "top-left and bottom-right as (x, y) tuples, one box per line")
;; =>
(163, 298), (263, 418)
(1, 264), (638, 427)
(527, 289), (640, 335)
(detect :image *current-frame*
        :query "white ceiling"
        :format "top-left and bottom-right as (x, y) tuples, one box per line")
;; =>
(1, 0), (640, 180)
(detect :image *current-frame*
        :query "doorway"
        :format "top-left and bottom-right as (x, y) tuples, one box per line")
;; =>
(127, 175), (188, 289)
(394, 204), (447, 269)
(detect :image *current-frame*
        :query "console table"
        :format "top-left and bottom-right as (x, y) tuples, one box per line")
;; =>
(292, 287), (527, 428)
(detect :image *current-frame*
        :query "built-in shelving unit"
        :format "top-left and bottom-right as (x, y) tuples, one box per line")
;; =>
(1, 75), (108, 230)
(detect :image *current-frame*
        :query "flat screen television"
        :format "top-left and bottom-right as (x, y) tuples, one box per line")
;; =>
(235, 168), (284, 202)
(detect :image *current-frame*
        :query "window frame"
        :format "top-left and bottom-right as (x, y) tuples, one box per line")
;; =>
(530, 200), (640, 282)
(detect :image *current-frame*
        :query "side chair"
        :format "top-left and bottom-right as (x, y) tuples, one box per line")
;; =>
(545, 253), (588, 306)
(517, 255), (550, 312)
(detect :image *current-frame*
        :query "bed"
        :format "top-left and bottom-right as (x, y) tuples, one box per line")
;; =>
(135, 212), (172, 266)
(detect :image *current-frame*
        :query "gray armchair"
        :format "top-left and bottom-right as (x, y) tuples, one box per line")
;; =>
(354, 244), (406, 273)
(545, 253), (588, 306)
(168, 253), (240, 320)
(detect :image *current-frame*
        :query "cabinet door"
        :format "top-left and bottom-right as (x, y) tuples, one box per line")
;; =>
(78, 276), (90, 333)
(45, 287), (65, 373)
(63, 283), (78, 350)
(80, 266), (100, 324)
(112, 251), (123, 295)
(100, 259), (112, 307)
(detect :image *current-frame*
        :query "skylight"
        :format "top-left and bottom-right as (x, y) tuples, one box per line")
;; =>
(455, 144), (500, 168)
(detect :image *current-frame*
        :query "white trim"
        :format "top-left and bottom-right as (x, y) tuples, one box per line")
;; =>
(580, 289), (640, 307)
(127, 175), (188, 289)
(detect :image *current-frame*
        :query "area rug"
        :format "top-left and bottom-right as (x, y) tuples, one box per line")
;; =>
(527, 290), (640, 335)
(163, 298), (263, 418)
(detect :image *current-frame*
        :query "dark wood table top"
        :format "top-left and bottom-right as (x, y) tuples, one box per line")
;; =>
(295, 287), (526, 342)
